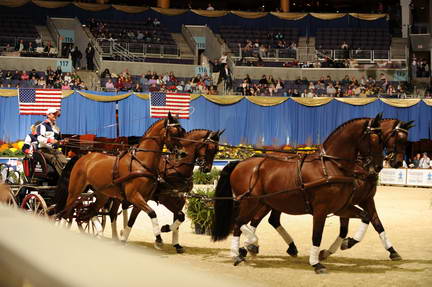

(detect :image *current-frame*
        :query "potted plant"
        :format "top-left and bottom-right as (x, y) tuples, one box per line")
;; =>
(186, 187), (215, 234)
(192, 168), (221, 185)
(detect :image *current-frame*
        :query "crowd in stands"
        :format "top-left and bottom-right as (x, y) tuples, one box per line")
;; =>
(100, 69), (218, 95)
(1, 37), (57, 57)
(412, 56), (430, 78)
(397, 152), (432, 169)
(0, 67), (86, 90)
(234, 73), (415, 98)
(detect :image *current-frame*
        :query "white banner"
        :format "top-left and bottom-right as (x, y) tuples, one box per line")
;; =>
(379, 168), (407, 185)
(406, 169), (432, 187)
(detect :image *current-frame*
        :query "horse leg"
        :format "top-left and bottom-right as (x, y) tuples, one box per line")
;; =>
(360, 198), (402, 260)
(310, 210), (328, 274)
(159, 196), (186, 254)
(320, 217), (349, 260)
(120, 206), (140, 243)
(121, 200), (131, 229)
(86, 194), (109, 238)
(108, 199), (121, 240)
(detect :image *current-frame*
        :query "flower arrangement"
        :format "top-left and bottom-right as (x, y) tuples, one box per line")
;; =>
(0, 141), (25, 157)
(215, 143), (320, 159)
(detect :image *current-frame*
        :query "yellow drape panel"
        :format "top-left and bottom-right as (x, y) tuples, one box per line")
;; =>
(112, 5), (149, 13)
(230, 11), (267, 19)
(151, 7), (187, 16)
(246, 96), (289, 106)
(33, 0), (70, 9)
(202, 94), (244, 105)
(380, 98), (421, 108)
(191, 9), (228, 17)
(270, 12), (307, 20)
(290, 97), (334, 107)
(310, 13), (347, 20)
(191, 94), (202, 100)
(62, 90), (74, 98)
(77, 91), (132, 102)
(134, 93), (149, 100)
(335, 98), (378, 106)
(422, 99), (432, 106)
(73, 2), (110, 12)
(349, 13), (387, 21)
(0, 0), (29, 7)
(0, 89), (18, 97)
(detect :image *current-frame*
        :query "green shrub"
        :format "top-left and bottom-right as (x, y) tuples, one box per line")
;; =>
(186, 187), (215, 234)
(193, 168), (221, 185)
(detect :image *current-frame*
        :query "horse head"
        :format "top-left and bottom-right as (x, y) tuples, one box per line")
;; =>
(357, 113), (385, 176)
(163, 112), (186, 155)
(382, 119), (414, 168)
(195, 129), (224, 173)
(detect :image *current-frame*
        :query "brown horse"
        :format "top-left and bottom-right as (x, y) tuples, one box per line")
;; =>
(211, 115), (385, 273)
(107, 129), (223, 253)
(242, 118), (413, 263)
(0, 183), (16, 206)
(57, 113), (186, 245)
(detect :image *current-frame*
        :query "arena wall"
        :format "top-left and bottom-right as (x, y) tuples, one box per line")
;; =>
(0, 56), (61, 72)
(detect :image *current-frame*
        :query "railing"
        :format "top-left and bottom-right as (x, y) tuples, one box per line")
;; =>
(46, 17), (61, 57)
(182, 25), (198, 64)
(231, 45), (297, 61)
(317, 49), (391, 61)
(98, 39), (180, 61)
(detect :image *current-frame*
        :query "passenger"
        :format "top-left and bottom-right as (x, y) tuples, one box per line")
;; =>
(37, 108), (68, 175)
(22, 121), (41, 155)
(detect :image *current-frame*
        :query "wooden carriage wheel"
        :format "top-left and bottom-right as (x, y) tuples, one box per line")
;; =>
(77, 213), (106, 235)
(75, 192), (107, 236)
(21, 193), (48, 216)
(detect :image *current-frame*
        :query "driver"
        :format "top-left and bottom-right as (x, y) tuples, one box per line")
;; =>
(36, 108), (68, 175)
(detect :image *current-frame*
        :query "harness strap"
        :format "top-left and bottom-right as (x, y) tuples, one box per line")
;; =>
(297, 154), (312, 213)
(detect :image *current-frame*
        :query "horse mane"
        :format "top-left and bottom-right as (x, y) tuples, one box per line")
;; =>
(139, 118), (166, 143)
(186, 129), (210, 137)
(323, 117), (370, 145)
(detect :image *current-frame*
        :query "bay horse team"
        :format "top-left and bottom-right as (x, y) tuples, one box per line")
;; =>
(53, 113), (412, 273)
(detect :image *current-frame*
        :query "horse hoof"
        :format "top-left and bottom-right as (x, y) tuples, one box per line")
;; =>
(246, 244), (259, 256)
(390, 252), (402, 261)
(319, 250), (331, 261)
(233, 256), (245, 266)
(161, 225), (171, 233)
(239, 247), (248, 258)
(313, 263), (327, 274)
(154, 238), (164, 250)
(287, 243), (298, 257)
(174, 244), (185, 254)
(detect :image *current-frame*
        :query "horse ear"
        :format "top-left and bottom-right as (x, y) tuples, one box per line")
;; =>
(371, 113), (382, 127)
(402, 120), (415, 130)
(218, 129), (226, 137)
(167, 111), (174, 122)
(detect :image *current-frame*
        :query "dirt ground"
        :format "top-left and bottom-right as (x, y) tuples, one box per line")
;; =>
(96, 186), (432, 287)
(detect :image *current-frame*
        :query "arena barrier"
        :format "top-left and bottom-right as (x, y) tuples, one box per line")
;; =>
(379, 168), (432, 187)
(0, 205), (248, 287)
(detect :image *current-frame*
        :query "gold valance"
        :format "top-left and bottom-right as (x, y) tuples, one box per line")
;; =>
(335, 98), (377, 106)
(246, 96), (289, 106)
(422, 99), (432, 106)
(310, 13), (347, 20)
(135, 93), (149, 100)
(0, 0), (29, 7)
(291, 97), (333, 107)
(112, 5), (149, 14)
(270, 12), (308, 20)
(73, 2), (110, 12)
(230, 11), (267, 19)
(380, 98), (421, 108)
(349, 13), (387, 21)
(201, 94), (244, 105)
(191, 9), (229, 17)
(77, 91), (132, 102)
(33, 0), (69, 9)
(0, 89), (17, 97)
(62, 90), (74, 98)
(151, 7), (187, 16)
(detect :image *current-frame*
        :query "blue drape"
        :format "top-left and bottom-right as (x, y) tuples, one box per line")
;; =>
(2, 94), (431, 144)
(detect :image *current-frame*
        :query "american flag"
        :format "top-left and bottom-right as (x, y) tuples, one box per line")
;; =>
(18, 89), (62, 115)
(150, 92), (190, 119)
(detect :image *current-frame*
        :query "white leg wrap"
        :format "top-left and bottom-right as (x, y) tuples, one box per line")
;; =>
(230, 236), (240, 257)
(328, 236), (343, 254)
(379, 231), (393, 250)
(120, 226), (131, 242)
(241, 225), (258, 245)
(276, 226), (294, 244)
(91, 217), (103, 237)
(122, 209), (128, 229)
(151, 217), (161, 237)
(172, 229), (179, 246)
(309, 245), (320, 266)
(170, 219), (181, 231)
(111, 220), (118, 239)
(353, 222), (369, 242)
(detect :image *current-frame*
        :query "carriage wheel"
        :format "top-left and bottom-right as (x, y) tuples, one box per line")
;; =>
(0, 183), (17, 207)
(7, 188), (18, 207)
(21, 193), (48, 216)
(77, 213), (106, 236)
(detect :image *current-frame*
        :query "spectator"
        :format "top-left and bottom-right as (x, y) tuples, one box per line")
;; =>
(71, 46), (82, 70)
(409, 153), (421, 168)
(15, 40), (25, 52)
(419, 152), (431, 168)
(326, 83), (337, 97)
(85, 43), (95, 71)
(101, 68), (111, 79)
(105, 79), (115, 90)
(207, 3), (215, 10)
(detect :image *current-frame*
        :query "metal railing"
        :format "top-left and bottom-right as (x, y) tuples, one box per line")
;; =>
(317, 49), (391, 61)
(231, 45), (297, 61)
(46, 17), (61, 57)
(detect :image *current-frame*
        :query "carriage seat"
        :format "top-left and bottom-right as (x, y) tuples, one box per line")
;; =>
(23, 150), (57, 180)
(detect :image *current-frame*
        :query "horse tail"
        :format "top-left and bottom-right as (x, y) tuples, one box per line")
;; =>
(211, 160), (240, 241)
(54, 156), (80, 214)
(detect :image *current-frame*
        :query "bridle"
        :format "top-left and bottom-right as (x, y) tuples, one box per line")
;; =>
(194, 131), (219, 171)
(356, 119), (384, 173)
